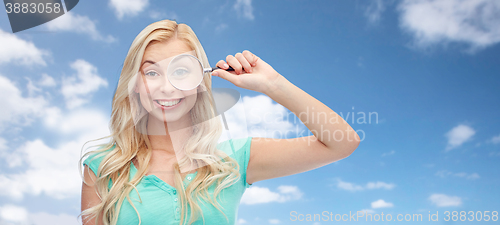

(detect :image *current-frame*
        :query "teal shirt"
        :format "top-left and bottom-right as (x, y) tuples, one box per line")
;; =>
(83, 137), (253, 225)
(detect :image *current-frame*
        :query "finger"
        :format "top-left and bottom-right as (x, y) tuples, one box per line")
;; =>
(235, 52), (252, 73)
(243, 50), (258, 66)
(215, 60), (229, 70)
(226, 55), (243, 74)
(212, 68), (241, 86)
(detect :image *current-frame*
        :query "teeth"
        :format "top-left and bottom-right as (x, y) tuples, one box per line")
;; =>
(156, 99), (181, 107)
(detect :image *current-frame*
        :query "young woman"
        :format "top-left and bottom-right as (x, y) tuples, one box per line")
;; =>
(80, 19), (360, 225)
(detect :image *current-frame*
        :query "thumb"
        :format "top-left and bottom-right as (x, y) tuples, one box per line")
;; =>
(212, 69), (241, 86)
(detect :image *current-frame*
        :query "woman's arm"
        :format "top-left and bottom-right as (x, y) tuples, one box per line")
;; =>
(81, 165), (105, 225)
(213, 51), (360, 184)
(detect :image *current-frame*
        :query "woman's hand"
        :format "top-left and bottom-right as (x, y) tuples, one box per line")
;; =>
(212, 50), (285, 95)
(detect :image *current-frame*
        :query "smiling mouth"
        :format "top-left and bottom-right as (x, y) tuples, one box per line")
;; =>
(154, 98), (183, 107)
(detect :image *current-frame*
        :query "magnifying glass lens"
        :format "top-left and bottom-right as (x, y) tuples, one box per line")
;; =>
(167, 54), (204, 90)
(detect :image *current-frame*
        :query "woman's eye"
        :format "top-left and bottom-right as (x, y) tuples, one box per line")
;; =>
(145, 71), (159, 77)
(172, 68), (189, 77)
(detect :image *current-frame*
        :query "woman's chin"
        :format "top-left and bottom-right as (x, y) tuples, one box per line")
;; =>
(150, 112), (181, 123)
(147, 110), (192, 130)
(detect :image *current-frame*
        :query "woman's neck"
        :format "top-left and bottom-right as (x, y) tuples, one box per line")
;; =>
(145, 113), (194, 160)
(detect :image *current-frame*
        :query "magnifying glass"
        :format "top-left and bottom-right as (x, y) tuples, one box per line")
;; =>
(166, 54), (235, 91)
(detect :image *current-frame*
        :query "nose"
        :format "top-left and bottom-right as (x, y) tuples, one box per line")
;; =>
(158, 73), (178, 94)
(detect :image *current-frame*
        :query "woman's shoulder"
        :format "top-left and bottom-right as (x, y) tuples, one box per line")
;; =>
(217, 136), (253, 188)
(83, 144), (117, 176)
(217, 137), (252, 170)
(216, 137), (252, 157)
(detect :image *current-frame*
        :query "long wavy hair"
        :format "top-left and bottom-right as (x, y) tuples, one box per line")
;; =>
(78, 20), (241, 225)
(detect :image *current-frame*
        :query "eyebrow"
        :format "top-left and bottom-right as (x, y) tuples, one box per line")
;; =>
(141, 60), (158, 67)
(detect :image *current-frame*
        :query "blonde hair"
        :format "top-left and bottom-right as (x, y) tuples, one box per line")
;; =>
(79, 20), (241, 225)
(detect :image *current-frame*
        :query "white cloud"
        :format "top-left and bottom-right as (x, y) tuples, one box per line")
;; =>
(215, 23), (228, 33)
(44, 107), (110, 138)
(381, 150), (395, 157)
(45, 12), (115, 42)
(0, 206), (80, 225)
(43, 108), (109, 135)
(28, 211), (80, 225)
(0, 108), (110, 200)
(0, 204), (28, 223)
(435, 170), (480, 180)
(490, 134), (500, 144)
(337, 179), (364, 192)
(268, 219), (281, 224)
(398, 0), (500, 52)
(0, 139), (86, 200)
(109, 0), (149, 20)
(234, 0), (254, 20)
(445, 124), (475, 151)
(25, 77), (43, 97)
(0, 72), (109, 201)
(220, 94), (301, 140)
(277, 185), (303, 198)
(240, 185), (303, 205)
(371, 199), (394, 208)
(0, 138), (6, 151)
(39, 74), (56, 87)
(366, 181), (396, 190)
(336, 179), (395, 191)
(0, 144), (23, 168)
(237, 218), (247, 224)
(454, 172), (480, 179)
(365, 0), (386, 24)
(61, 59), (108, 109)
(0, 75), (48, 130)
(429, 194), (462, 207)
(359, 208), (376, 214)
(243, 95), (299, 138)
(0, 29), (49, 66)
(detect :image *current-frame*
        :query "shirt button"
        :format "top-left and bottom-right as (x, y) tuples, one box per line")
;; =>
(187, 176), (192, 180)
(173, 190), (177, 195)
(176, 208), (180, 212)
(174, 198), (178, 202)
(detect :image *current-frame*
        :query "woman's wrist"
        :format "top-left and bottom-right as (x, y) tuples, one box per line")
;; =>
(263, 73), (290, 98)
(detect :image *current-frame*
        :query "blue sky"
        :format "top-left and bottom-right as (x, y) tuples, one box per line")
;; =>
(1, 0), (500, 224)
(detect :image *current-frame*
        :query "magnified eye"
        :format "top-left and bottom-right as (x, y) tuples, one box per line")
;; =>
(144, 71), (160, 77)
(171, 68), (189, 78)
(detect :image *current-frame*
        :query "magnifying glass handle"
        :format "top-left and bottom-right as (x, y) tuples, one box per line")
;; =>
(212, 66), (235, 72)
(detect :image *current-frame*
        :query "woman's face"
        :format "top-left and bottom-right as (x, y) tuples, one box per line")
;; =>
(135, 39), (199, 126)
